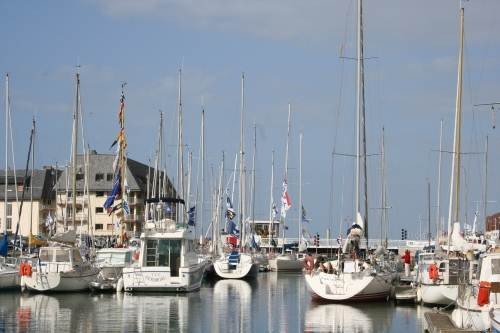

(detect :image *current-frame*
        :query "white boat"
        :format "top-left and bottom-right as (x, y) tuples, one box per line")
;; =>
(89, 247), (135, 291)
(451, 251), (500, 331)
(305, 259), (392, 302)
(0, 258), (18, 289)
(417, 246), (479, 306)
(269, 252), (304, 272)
(122, 218), (208, 292)
(213, 251), (259, 279)
(23, 246), (99, 292)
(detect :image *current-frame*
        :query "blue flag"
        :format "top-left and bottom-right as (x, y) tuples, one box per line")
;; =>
(0, 234), (8, 257)
(227, 220), (239, 236)
(188, 206), (196, 226)
(103, 175), (121, 210)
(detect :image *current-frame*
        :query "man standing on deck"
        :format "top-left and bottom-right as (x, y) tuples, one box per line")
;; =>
(401, 249), (411, 277)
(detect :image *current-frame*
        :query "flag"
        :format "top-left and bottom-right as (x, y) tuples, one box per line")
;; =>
(123, 200), (130, 216)
(227, 219), (239, 236)
(103, 175), (121, 210)
(251, 234), (260, 250)
(280, 180), (291, 219)
(272, 203), (279, 221)
(226, 208), (235, 220)
(301, 205), (311, 223)
(226, 196), (233, 209)
(45, 212), (54, 227)
(188, 206), (196, 226)
(0, 234), (8, 257)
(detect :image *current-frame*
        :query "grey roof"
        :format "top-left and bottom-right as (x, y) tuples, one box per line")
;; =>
(55, 151), (176, 197)
(0, 168), (59, 202)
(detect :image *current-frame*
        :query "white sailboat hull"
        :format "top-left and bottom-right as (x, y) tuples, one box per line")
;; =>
(122, 263), (206, 292)
(213, 253), (259, 279)
(452, 297), (491, 331)
(0, 268), (18, 289)
(419, 283), (458, 305)
(305, 270), (392, 302)
(269, 254), (304, 272)
(24, 267), (99, 292)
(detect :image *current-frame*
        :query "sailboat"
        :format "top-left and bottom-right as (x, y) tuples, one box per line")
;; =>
(304, 0), (392, 301)
(417, 5), (478, 306)
(122, 74), (208, 292)
(269, 105), (304, 272)
(0, 74), (19, 289)
(213, 73), (259, 279)
(23, 70), (99, 292)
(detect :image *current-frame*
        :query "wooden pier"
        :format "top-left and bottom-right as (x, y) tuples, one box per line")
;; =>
(424, 312), (481, 333)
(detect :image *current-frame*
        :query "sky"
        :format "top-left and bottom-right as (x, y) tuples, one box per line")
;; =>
(1, 0), (500, 241)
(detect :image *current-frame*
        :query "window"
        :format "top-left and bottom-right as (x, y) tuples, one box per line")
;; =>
(107, 173), (113, 181)
(130, 207), (135, 215)
(6, 203), (12, 216)
(95, 207), (104, 214)
(76, 173), (84, 181)
(96, 191), (104, 197)
(95, 224), (103, 230)
(95, 173), (104, 182)
(55, 249), (70, 262)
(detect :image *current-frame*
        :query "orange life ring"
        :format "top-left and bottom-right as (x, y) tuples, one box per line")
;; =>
(304, 256), (314, 272)
(24, 264), (32, 277)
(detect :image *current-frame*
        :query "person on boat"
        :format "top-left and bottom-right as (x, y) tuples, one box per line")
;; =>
(428, 261), (439, 282)
(401, 249), (411, 277)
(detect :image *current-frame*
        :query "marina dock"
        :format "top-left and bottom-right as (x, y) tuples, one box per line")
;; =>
(424, 312), (481, 333)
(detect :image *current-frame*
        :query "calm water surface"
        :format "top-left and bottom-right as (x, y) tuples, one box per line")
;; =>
(0, 273), (430, 332)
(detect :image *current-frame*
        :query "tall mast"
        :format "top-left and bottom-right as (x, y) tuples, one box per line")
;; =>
(447, 6), (465, 239)
(436, 120), (443, 247)
(200, 109), (205, 239)
(118, 83), (127, 244)
(251, 123), (256, 231)
(3, 74), (9, 235)
(379, 127), (386, 247)
(483, 136), (489, 232)
(299, 133), (303, 249)
(29, 118), (35, 251)
(282, 104), (291, 254)
(428, 180), (431, 246)
(238, 73), (245, 249)
(176, 69), (184, 223)
(71, 71), (80, 230)
(268, 151), (275, 241)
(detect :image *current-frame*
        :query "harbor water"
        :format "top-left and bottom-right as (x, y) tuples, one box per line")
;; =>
(0, 272), (428, 332)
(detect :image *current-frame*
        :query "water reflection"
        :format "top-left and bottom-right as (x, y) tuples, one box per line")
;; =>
(0, 274), (428, 333)
(212, 279), (252, 332)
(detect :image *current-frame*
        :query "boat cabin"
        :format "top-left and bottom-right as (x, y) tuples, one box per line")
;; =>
(95, 248), (134, 268)
(37, 247), (83, 273)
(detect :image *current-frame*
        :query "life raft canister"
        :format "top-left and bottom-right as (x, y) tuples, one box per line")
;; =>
(477, 281), (491, 306)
